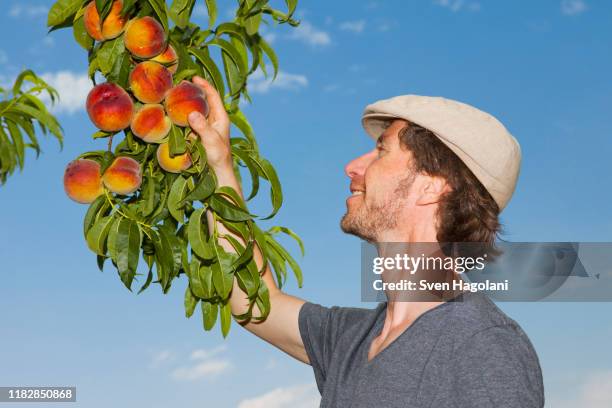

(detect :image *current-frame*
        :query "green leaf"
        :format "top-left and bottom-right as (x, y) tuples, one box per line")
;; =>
(47, 0), (84, 28)
(96, 0), (112, 22)
(169, 0), (195, 29)
(189, 48), (226, 98)
(73, 16), (94, 50)
(184, 285), (199, 317)
(267, 226), (304, 256)
(86, 214), (115, 256)
(97, 36), (125, 75)
(116, 218), (142, 290)
(209, 194), (253, 221)
(183, 170), (216, 202)
(211, 251), (235, 300)
(201, 301), (218, 331)
(252, 157), (282, 219)
(204, 0), (217, 29)
(168, 125), (187, 156)
(147, 0), (169, 33)
(266, 234), (303, 287)
(257, 34), (278, 79)
(187, 208), (214, 259)
(168, 175), (193, 223)
(137, 267), (154, 294)
(153, 228), (176, 292)
(220, 301), (231, 337)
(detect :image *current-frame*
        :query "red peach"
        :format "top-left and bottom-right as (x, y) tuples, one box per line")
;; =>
(84, 0), (127, 41)
(123, 16), (167, 59)
(151, 45), (179, 74)
(86, 83), (134, 132)
(156, 142), (192, 173)
(129, 61), (173, 104)
(102, 156), (142, 195)
(64, 159), (104, 204)
(130, 104), (171, 143)
(164, 81), (209, 127)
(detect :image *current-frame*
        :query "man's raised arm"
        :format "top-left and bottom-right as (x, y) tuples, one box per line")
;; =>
(187, 76), (309, 363)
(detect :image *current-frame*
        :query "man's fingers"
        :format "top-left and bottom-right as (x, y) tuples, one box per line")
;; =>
(193, 76), (227, 124)
(188, 111), (208, 139)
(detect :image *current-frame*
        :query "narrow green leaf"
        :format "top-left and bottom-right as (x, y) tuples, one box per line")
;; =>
(168, 175), (193, 222)
(116, 218), (142, 290)
(184, 285), (199, 317)
(209, 194), (253, 221)
(201, 301), (218, 331)
(183, 170), (216, 202)
(188, 208), (214, 259)
(168, 125), (187, 156)
(169, 0), (195, 29)
(73, 16), (94, 50)
(220, 301), (231, 337)
(147, 0), (169, 33)
(47, 0), (84, 28)
(86, 214), (115, 256)
(204, 0), (217, 29)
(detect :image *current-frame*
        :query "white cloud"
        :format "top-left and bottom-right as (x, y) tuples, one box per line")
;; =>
(551, 371), (612, 408)
(433, 0), (481, 12)
(9, 4), (48, 18)
(190, 345), (227, 360)
(561, 0), (587, 16)
(149, 350), (175, 368)
(340, 20), (366, 33)
(170, 345), (231, 381)
(39, 71), (91, 115)
(237, 383), (320, 408)
(289, 21), (331, 47)
(171, 359), (231, 381)
(249, 70), (308, 94)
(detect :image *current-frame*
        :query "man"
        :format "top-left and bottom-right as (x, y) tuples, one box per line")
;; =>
(187, 77), (545, 408)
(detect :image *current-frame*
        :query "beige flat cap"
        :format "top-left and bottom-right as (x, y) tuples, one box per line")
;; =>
(362, 95), (521, 211)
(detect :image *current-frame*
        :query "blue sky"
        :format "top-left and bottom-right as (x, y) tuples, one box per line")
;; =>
(1, 0), (612, 406)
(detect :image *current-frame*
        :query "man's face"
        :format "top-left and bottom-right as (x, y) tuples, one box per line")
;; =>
(340, 119), (417, 242)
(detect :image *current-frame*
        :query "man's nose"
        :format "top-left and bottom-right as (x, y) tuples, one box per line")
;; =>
(345, 150), (376, 178)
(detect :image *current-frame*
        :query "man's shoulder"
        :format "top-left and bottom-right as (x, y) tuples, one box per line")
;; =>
(445, 292), (527, 342)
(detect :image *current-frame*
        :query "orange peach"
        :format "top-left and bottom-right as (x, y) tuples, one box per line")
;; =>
(151, 45), (178, 74)
(130, 104), (171, 143)
(86, 83), (134, 132)
(64, 159), (104, 204)
(124, 16), (167, 58)
(102, 156), (142, 195)
(84, 0), (127, 41)
(129, 61), (173, 104)
(164, 81), (209, 127)
(156, 142), (192, 173)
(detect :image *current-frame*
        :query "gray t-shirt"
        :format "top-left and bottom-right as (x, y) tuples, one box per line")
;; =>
(298, 291), (544, 408)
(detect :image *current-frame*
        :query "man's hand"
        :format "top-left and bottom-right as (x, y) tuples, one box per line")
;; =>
(187, 76), (232, 174)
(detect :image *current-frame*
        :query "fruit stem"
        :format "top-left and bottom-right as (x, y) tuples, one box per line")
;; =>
(103, 188), (154, 239)
(108, 133), (114, 152)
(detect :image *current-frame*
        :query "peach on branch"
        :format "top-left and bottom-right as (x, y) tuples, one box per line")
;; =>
(129, 61), (173, 104)
(164, 81), (209, 127)
(102, 156), (142, 195)
(156, 142), (192, 173)
(130, 104), (171, 143)
(64, 159), (104, 204)
(86, 83), (134, 132)
(84, 0), (127, 41)
(124, 16), (167, 59)
(151, 44), (179, 74)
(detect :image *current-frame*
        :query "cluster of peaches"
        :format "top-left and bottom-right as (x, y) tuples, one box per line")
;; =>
(64, 0), (209, 204)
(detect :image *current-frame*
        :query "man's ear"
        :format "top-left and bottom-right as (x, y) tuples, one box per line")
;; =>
(415, 176), (451, 206)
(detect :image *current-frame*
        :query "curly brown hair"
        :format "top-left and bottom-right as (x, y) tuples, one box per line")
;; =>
(398, 122), (502, 244)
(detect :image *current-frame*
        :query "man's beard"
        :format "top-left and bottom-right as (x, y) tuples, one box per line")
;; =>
(340, 173), (416, 242)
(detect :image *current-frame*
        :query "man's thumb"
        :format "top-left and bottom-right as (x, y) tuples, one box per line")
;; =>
(188, 111), (208, 136)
